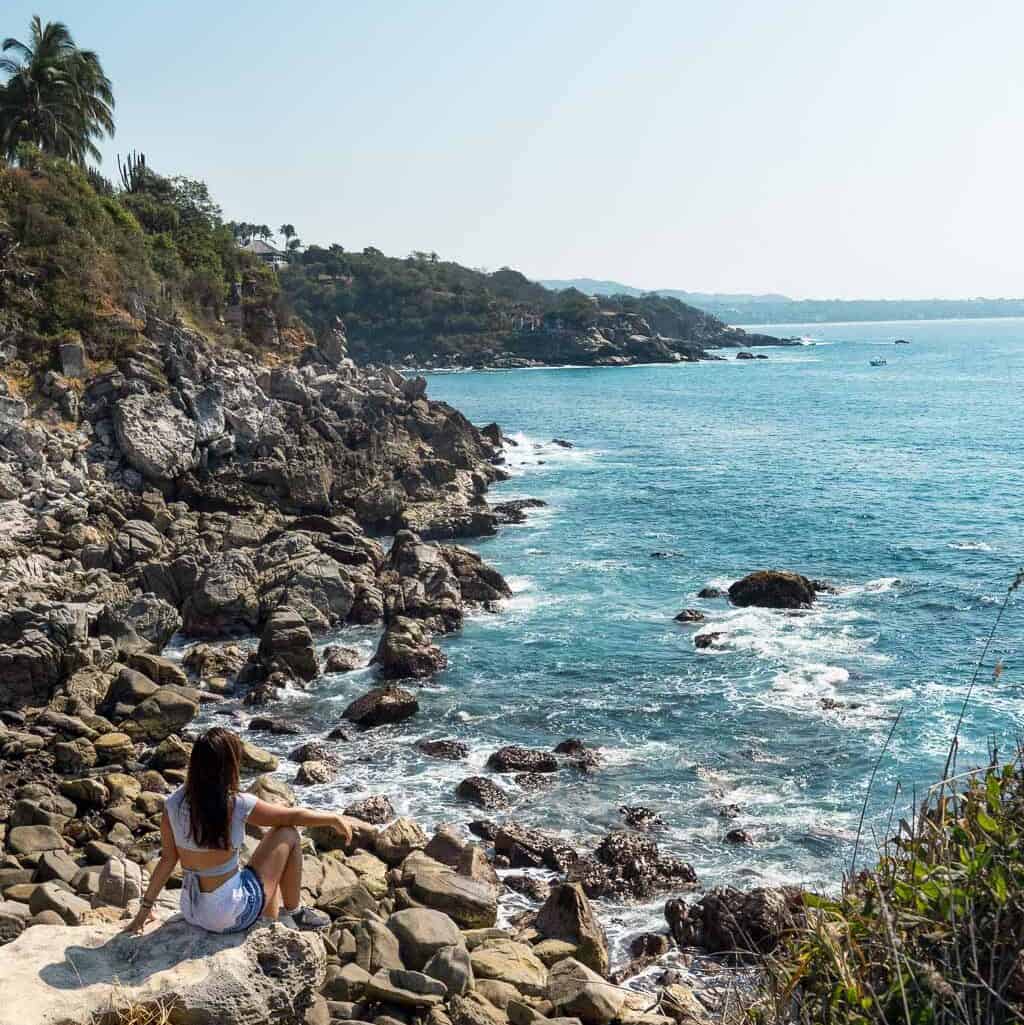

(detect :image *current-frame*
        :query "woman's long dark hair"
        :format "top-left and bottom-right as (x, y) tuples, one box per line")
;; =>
(184, 727), (243, 850)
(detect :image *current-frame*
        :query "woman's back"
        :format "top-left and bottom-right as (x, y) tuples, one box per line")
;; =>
(165, 786), (256, 888)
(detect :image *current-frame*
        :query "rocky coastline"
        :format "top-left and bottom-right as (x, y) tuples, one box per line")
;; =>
(0, 312), (801, 1024)
(399, 327), (798, 372)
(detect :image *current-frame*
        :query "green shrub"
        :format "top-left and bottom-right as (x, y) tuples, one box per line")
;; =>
(764, 575), (1024, 1025)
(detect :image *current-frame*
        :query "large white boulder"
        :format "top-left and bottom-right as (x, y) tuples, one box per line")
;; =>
(0, 915), (325, 1025)
(113, 392), (198, 482)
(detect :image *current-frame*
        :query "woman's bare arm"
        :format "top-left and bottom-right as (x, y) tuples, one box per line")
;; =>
(248, 800), (359, 843)
(123, 810), (179, 933)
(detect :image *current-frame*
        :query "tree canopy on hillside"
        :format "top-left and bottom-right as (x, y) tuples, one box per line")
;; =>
(0, 17), (114, 164)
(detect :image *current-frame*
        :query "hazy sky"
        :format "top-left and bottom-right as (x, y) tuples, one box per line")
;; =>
(5, 1), (1023, 298)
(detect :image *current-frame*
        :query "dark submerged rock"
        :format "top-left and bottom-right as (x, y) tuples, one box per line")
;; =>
(665, 885), (805, 954)
(728, 570), (816, 609)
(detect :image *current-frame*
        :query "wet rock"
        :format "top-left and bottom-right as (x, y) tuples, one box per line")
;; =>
(296, 760), (334, 785)
(417, 739), (468, 761)
(183, 643), (248, 683)
(289, 740), (332, 764)
(492, 499), (546, 525)
(494, 824), (577, 873)
(693, 632), (723, 650)
(673, 609), (704, 623)
(342, 685), (419, 729)
(665, 886), (804, 954)
(568, 832), (696, 902)
(248, 716), (304, 736)
(456, 777), (510, 810)
(438, 544), (512, 605)
(553, 738), (601, 771)
(724, 828), (753, 845)
(323, 645), (366, 673)
(660, 983), (710, 1025)
(619, 806), (665, 831)
(727, 570), (816, 610)
(514, 772), (555, 792)
(629, 933), (670, 959)
(372, 617), (446, 679)
(696, 587), (725, 599)
(344, 795), (395, 824)
(258, 605), (318, 682)
(487, 746), (558, 774)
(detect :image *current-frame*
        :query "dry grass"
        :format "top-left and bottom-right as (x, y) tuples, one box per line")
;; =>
(90, 989), (175, 1025)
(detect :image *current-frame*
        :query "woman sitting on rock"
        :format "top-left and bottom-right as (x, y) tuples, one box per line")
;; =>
(124, 726), (358, 934)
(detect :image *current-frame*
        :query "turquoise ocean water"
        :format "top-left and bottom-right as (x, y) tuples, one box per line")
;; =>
(198, 318), (1024, 954)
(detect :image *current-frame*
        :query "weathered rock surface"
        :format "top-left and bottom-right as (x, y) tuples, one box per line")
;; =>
(388, 908), (464, 970)
(534, 883), (609, 977)
(113, 391), (198, 482)
(0, 916), (326, 1025)
(665, 885), (804, 954)
(343, 685), (419, 729)
(548, 958), (625, 1025)
(373, 616), (447, 679)
(568, 831), (697, 901)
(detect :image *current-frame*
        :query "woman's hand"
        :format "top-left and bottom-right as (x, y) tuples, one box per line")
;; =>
(122, 905), (154, 935)
(331, 815), (354, 847)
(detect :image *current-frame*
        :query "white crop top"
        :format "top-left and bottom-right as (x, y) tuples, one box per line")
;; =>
(165, 786), (257, 852)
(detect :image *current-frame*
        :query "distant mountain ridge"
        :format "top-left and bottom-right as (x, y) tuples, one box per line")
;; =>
(540, 278), (790, 305)
(539, 279), (1024, 325)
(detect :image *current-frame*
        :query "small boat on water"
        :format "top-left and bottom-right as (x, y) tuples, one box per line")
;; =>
(870, 357), (887, 367)
(894, 338), (910, 344)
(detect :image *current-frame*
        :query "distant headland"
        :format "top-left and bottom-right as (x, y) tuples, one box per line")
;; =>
(540, 278), (1024, 325)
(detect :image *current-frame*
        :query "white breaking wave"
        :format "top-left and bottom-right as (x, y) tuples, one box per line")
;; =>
(949, 540), (993, 552)
(841, 576), (901, 596)
(500, 432), (598, 476)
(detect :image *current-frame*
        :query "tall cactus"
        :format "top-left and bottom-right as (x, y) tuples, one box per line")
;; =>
(117, 150), (148, 193)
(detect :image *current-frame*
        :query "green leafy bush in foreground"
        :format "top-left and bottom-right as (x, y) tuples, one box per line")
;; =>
(764, 757), (1024, 1024)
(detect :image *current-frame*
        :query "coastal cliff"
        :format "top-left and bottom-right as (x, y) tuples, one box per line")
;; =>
(280, 251), (792, 369)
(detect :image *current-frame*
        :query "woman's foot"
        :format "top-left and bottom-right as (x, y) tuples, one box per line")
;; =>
(280, 906), (330, 931)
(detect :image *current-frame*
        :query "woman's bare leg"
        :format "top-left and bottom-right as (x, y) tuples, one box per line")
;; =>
(248, 825), (302, 917)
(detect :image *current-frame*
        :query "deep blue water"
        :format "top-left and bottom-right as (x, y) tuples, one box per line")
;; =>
(200, 318), (1024, 953)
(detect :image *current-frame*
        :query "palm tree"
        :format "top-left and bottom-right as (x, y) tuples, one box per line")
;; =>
(279, 223), (296, 249)
(0, 17), (114, 165)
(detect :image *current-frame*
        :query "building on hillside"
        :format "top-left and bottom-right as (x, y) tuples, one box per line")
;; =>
(239, 239), (287, 268)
